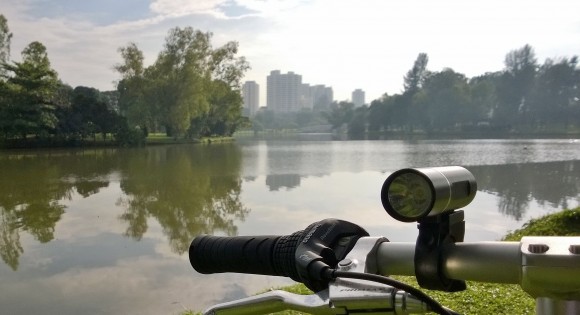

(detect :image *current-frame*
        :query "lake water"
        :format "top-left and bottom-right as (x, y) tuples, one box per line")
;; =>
(0, 136), (579, 314)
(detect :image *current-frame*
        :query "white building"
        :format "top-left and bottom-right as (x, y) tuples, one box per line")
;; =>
(242, 81), (259, 117)
(267, 70), (302, 112)
(267, 70), (333, 112)
(352, 89), (365, 107)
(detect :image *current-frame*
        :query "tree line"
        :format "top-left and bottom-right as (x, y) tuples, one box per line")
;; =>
(331, 46), (580, 137)
(0, 14), (249, 148)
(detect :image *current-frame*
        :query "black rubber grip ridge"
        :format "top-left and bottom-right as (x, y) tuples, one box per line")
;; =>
(190, 231), (304, 278)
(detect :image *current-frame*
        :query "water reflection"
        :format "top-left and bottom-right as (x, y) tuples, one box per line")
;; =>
(0, 150), (118, 270)
(117, 145), (249, 254)
(468, 161), (580, 220)
(265, 174), (301, 191)
(0, 144), (248, 269)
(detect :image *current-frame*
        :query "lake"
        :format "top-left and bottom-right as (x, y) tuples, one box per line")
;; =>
(0, 136), (579, 314)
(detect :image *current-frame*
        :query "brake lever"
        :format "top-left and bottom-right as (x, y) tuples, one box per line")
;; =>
(203, 237), (430, 315)
(202, 289), (334, 315)
(203, 280), (428, 315)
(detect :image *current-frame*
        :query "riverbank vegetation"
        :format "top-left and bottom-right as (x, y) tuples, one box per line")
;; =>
(0, 15), (248, 149)
(187, 207), (580, 314)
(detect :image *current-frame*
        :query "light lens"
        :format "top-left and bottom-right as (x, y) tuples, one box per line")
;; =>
(387, 172), (433, 219)
(381, 166), (477, 222)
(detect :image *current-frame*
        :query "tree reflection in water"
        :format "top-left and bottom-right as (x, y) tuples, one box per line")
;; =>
(0, 145), (249, 269)
(117, 144), (249, 254)
(0, 144), (578, 270)
(0, 150), (118, 270)
(469, 160), (580, 220)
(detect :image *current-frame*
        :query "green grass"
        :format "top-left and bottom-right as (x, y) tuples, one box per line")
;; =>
(502, 207), (580, 241)
(185, 207), (580, 315)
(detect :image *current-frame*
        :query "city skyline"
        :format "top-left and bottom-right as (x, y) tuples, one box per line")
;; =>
(245, 70), (366, 113)
(2, 0), (580, 104)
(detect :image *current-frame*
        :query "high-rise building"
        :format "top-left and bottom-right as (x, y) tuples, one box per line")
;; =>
(352, 89), (365, 107)
(242, 81), (259, 117)
(267, 70), (333, 112)
(267, 70), (302, 112)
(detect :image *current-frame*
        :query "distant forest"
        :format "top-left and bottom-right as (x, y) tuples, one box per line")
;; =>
(255, 46), (580, 137)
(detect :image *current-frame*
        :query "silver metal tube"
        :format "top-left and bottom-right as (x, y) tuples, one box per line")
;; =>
(375, 242), (416, 276)
(376, 241), (521, 284)
(443, 242), (521, 284)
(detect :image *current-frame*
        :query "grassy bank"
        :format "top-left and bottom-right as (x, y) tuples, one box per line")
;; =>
(145, 134), (234, 145)
(0, 133), (234, 149)
(186, 207), (580, 314)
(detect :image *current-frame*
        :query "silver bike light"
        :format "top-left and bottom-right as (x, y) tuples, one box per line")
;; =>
(381, 166), (477, 222)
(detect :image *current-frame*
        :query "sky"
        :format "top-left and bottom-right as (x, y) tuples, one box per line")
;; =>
(1, 0), (579, 105)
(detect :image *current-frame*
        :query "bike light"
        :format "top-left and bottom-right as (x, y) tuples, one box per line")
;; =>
(381, 166), (477, 222)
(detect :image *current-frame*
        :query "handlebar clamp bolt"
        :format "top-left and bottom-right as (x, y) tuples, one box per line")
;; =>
(338, 258), (355, 270)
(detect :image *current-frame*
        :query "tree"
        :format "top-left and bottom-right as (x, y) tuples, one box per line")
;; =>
(148, 28), (214, 137)
(399, 53), (430, 131)
(403, 53), (429, 94)
(191, 80), (245, 137)
(115, 27), (249, 139)
(348, 105), (368, 138)
(469, 73), (500, 126)
(414, 68), (472, 131)
(0, 41), (59, 139)
(367, 94), (390, 132)
(0, 14), (12, 76)
(326, 101), (354, 130)
(71, 86), (119, 139)
(115, 43), (150, 133)
(494, 44), (538, 129)
(532, 57), (580, 129)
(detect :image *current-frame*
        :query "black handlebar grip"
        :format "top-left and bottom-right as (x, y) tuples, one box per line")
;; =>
(189, 231), (304, 279)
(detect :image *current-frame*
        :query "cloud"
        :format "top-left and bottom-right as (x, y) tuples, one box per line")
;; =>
(2, 0), (580, 101)
(150, 0), (229, 18)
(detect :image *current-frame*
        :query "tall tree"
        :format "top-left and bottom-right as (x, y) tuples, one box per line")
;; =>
(403, 53), (429, 94)
(114, 43), (150, 133)
(469, 73), (499, 125)
(532, 57), (580, 129)
(401, 53), (429, 131)
(494, 44), (538, 129)
(0, 14), (13, 138)
(0, 14), (12, 75)
(151, 28), (214, 137)
(1, 41), (59, 139)
(116, 27), (249, 138)
(414, 68), (472, 131)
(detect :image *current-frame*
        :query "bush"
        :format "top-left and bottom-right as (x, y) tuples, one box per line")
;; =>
(114, 123), (146, 147)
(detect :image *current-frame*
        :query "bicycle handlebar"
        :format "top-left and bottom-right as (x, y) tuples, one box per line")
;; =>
(190, 219), (370, 292)
(377, 241), (522, 284)
(190, 227), (580, 315)
(190, 232), (303, 278)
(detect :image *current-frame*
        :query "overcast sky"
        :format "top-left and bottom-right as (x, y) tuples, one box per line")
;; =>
(2, 0), (579, 105)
